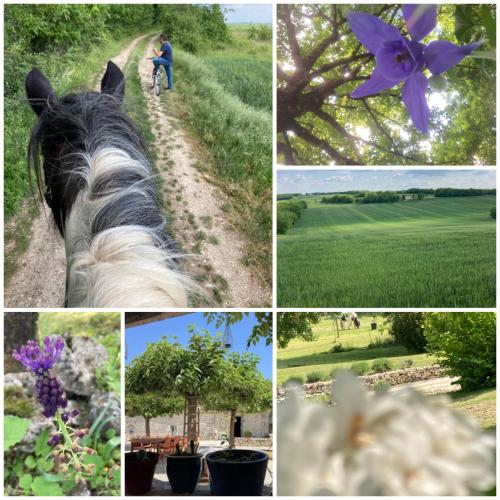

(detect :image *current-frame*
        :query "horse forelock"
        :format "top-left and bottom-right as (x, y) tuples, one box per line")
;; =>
(28, 91), (147, 233)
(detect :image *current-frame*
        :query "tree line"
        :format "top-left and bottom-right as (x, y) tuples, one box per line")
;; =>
(5, 4), (228, 98)
(277, 200), (307, 234)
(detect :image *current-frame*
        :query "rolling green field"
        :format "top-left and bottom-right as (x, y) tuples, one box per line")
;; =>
(277, 316), (437, 386)
(278, 196), (496, 307)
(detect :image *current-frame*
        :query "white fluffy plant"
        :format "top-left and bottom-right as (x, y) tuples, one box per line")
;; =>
(278, 372), (495, 496)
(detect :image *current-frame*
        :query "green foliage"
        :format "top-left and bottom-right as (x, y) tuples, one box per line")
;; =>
(38, 312), (120, 357)
(4, 386), (35, 418)
(400, 359), (413, 369)
(277, 312), (321, 349)
(373, 380), (391, 392)
(159, 4), (229, 53)
(306, 371), (322, 383)
(95, 352), (121, 395)
(425, 313), (496, 391)
(277, 200), (307, 234)
(277, 194), (298, 201)
(125, 392), (184, 420)
(172, 439), (199, 456)
(243, 430), (253, 438)
(385, 313), (427, 353)
(203, 312), (272, 348)
(350, 361), (370, 376)
(490, 207), (496, 219)
(371, 358), (393, 373)
(248, 24), (272, 41)
(359, 192), (400, 203)
(4, 415), (29, 450)
(434, 188), (496, 197)
(278, 195), (495, 307)
(321, 195), (354, 204)
(125, 328), (229, 397)
(277, 4), (495, 165)
(331, 343), (354, 353)
(204, 351), (271, 412)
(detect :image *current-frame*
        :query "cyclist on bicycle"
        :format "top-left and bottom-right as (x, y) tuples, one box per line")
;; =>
(152, 33), (173, 90)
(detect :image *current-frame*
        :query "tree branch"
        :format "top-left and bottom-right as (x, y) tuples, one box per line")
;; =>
(292, 121), (362, 165)
(281, 5), (302, 68)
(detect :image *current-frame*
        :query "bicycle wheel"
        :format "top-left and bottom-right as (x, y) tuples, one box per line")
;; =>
(151, 72), (156, 89)
(155, 74), (161, 96)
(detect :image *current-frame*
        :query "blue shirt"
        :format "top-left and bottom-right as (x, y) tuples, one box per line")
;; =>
(160, 42), (173, 64)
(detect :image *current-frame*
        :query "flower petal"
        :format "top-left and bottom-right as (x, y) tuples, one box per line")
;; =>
(403, 5), (437, 42)
(347, 12), (402, 54)
(402, 72), (430, 133)
(424, 40), (480, 75)
(351, 67), (400, 98)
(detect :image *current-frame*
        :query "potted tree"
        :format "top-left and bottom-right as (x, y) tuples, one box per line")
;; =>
(125, 449), (159, 495)
(126, 329), (231, 493)
(166, 440), (203, 494)
(204, 352), (272, 495)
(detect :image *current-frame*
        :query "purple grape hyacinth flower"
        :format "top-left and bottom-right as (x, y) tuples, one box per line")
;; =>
(348, 5), (480, 133)
(13, 337), (67, 418)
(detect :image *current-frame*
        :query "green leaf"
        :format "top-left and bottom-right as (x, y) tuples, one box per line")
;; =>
(454, 5), (475, 43)
(105, 428), (116, 439)
(24, 455), (36, 469)
(19, 473), (33, 492)
(480, 5), (496, 46)
(102, 436), (121, 461)
(4, 415), (29, 450)
(82, 453), (104, 469)
(31, 476), (64, 496)
(39, 458), (54, 473)
(469, 51), (496, 61)
(34, 429), (51, 458)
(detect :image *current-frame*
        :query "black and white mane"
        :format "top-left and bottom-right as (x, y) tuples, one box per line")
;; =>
(25, 61), (189, 307)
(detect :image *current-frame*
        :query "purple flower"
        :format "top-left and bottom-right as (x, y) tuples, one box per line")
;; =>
(348, 5), (480, 133)
(13, 336), (65, 372)
(13, 337), (67, 418)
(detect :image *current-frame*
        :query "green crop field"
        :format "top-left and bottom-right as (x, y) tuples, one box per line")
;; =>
(277, 315), (437, 386)
(201, 26), (272, 112)
(278, 196), (496, 307)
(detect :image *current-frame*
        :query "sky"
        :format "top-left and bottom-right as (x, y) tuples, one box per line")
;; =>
(277, 170), (496, 194)
(125, 313), (272, 379)
(222, 4), (272, 24)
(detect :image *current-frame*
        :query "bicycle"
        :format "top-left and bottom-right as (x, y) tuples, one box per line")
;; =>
(147, 58), (162, 96)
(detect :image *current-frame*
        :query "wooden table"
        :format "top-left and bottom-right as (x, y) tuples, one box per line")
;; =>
(130, 436), (165, 453)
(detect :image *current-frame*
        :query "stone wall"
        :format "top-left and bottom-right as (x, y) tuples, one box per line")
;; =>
(235, 437), (272, 448)
(278, 366), (447, 399)
(126, 410), (272, 439)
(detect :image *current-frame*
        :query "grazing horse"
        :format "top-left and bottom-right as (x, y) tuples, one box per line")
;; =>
(25, 61), (189, 307)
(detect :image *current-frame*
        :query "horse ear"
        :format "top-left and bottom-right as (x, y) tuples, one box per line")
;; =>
(25, 68), (55, 116)
(101, 61), (125, 101)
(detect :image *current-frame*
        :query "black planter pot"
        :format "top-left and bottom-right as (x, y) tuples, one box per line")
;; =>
(166, 454), (202, 494)
(125, 451), (159, 495)
(206, 449), (268, 496)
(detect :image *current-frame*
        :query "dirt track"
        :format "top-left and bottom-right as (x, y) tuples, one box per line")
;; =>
(5, 34), (271, 307)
